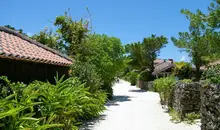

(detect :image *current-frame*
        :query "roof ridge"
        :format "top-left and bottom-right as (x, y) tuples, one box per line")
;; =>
(0, 26), (72, 62)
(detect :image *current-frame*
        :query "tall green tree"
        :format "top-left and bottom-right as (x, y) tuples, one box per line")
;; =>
(50, 12), (126, 98)
(171, 9), (209, 81)
(126, 35), (168, 80)
(203, 0), (220, 62)
(54, 12), (90, 58)
(142, 35), (168, 77)
(88, 34), (125, 97)
(32, 28), (66, 53)
(172, 0), (220, 80)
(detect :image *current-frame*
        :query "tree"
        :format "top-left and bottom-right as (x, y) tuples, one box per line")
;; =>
(203, 0), (220, 62)
(172, 1), (220, 81)
(88, 34), (126, 97)
(4, 25), (28, 36)
(54, 12), (90, 57)
(142, 35), (168, 78)
(171, 9), (209, 81)
(126, 35), (168, 81)
(32, 28), (66, 53)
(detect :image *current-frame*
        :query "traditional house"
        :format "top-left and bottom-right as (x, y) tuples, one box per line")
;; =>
(152, 59), (175, 78)
(152, 59), (205, 78)
(0, 26), (72, 83)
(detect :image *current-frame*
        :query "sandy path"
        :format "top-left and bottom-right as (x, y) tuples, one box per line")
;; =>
(81, 80), (200, 130)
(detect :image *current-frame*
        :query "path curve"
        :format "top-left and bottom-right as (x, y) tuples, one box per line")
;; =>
(81, 80), (200, 130)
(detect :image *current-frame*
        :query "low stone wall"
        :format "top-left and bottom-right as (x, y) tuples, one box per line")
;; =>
(171, 82), (201, 118)
(201, 84), (220, 130)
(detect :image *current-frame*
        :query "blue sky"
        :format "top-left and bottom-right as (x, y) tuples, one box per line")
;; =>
(1, 0), (211, 62)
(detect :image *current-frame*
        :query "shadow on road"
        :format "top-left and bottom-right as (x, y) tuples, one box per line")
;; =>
(80, 114), (107, 130)
(105, 95), (133, 106)
(129, 89), (146, 93)
(80, 95), (133, 130)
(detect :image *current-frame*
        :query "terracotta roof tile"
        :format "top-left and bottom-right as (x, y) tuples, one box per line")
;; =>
(0, 27), (72, 66)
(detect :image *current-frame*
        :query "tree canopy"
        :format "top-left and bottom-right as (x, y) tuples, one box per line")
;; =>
(125, 35), (168, 81)
(171, 0), (220, 80)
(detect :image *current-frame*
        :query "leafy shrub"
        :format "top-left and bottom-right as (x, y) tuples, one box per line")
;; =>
(179, 79), (192, 83)
(185, 112), (200, 124)
(173, 62), (193, 80)
(169, 108), (181, 123)
(124, 71), (138, 85)
(0, 76), (107, 130)
(138, 70), (152, 81)
(169, 108), (200, 124)
(202, 65), (220, 84)
(154, 77), (176, 105)
(70, 60), (102, 93)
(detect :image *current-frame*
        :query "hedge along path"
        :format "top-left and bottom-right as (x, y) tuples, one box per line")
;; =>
(81, 80), (200, 130)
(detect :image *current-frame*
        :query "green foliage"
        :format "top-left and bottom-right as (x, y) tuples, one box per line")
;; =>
(154, 77), (176, 105)
(173, 62), (193, 80)
(202, 65), (220, 84)
(126, 71), (138, 86)
(33, 11), (126, 98)
(32, 27), (66, 54)
(185, 112), (200, 124)
(169, 108), (200, 124)
(171, 10), (208, 81)
(4, 25), (29, 37)
(126, 35), (168, 81)
(169, 108), (181, 123)
(138, 70), (152, 81)
(54, 12), (89, 57)
(0, 76), (107, 130)
(70, 59), (102, 93)
(87, 34), (126, 98)
(179, 79), (192, 83)
(171, 1), (220, 81)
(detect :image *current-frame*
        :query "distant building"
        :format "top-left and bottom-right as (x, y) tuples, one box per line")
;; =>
(0, 26), (72, 83)
(153, 59), (175, 78)
(152, 59), (205, 78)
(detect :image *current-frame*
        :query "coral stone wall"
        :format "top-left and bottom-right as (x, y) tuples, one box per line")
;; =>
(201, 84), (220, 130)
(171, 82), (201, 118)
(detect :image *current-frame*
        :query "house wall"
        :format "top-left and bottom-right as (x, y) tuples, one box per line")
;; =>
(0, 58), (70, 84)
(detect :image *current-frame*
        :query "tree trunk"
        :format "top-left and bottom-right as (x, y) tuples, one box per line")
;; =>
(195, 64), (201, 81)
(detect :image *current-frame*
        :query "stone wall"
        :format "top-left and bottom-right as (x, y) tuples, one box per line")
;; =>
(201, 84), (220, 130)
(171, 82), (201, 118)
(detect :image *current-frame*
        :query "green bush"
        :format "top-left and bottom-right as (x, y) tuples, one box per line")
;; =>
(185, 112), (200, 124)
(138, 70), (152, 81)
(154, 77), (176, 105)
(202, 65), (220, 84)
(70, 60), (103, 93)
(0, 76), (107, 130)
(179, 79), (192, 83)
(173, 62), (193, 80)
(124, 71), (138, 85)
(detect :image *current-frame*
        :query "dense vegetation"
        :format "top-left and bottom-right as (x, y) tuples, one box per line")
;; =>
(0, 76), (106, 130)
(154, 77), (176, 106)
(1, 0), (219, 129)
(171, 0), (220, 81)
(1, 11), (125, 129)
(122, 35), (168, 85)
(32, 12), (126, 98)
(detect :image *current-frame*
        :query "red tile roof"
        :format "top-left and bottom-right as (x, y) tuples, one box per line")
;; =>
(0, 27), (72, 66)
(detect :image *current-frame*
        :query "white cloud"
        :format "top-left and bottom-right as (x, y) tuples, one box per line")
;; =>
(180, 56), (185, 61)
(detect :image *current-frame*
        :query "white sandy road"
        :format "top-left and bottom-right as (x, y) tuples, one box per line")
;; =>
(81, 80), (200, 130)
